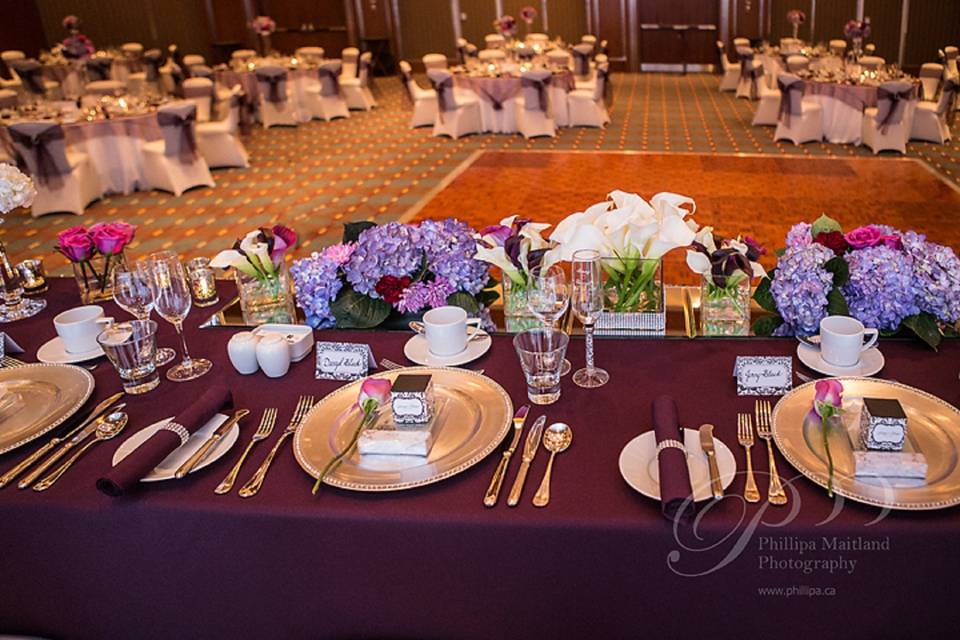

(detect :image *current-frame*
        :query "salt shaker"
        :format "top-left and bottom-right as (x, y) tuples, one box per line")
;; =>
(227, 332), (260, 375)
(255, 334), (291, 378)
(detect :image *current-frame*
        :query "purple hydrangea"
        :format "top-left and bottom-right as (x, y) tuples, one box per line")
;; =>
(397, 277), (455, 314)
(343, 222), (424, 296)
(842, 245), (919, 331)
(770, 243), (835, 336)
(291, 252), (343, 329)
(901, 231), (960, 323)
(785, 222), (812, 249)
(418, 218), (488, 295)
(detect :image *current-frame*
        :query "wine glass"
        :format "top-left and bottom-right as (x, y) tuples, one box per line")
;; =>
(112, 263), (176, 366)
(527, 264), (572, 376)
(142, 253), (212, 382)
(571, 249), (608, 389)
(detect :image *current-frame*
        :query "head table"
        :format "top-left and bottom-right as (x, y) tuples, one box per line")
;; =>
(1, 277), (958, 639)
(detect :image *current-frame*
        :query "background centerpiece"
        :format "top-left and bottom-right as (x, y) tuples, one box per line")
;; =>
(786, 10), (806, 40)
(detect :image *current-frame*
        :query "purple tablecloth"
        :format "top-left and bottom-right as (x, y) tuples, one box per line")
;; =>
(802, 79), (920, 110)
(1, 278), (959, 639)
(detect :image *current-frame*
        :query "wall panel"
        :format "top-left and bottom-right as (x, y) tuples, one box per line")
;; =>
(903, 0), (960, 67)
(458, 0), (498, 49)
(545, 0), (589, 45)
(0, 0), (47, 57)
(398, 0), (455, 60)
(812, 0), (858, 43)
(862, 0), (904, 63)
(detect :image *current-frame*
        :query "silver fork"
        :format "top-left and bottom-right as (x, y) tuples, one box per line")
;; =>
(215, 407), (278, 495)
(238, 396), (315, 498)
(737, 413), (760, 503)
(755, 399), (787, 505)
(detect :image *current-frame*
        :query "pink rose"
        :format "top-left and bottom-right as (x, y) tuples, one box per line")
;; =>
(881, 234), (903, 250)
(813, 379), (843, 420)
(89, 222), (135, 255)
(844, 225), (883, 250)
(55, 225), (95, 262)
(357, 378), (391, 411)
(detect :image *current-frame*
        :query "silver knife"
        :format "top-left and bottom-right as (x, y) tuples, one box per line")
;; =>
(699, 424), (724, 500)
(483, 405), (529, 507)
(507, 415), (547, 507)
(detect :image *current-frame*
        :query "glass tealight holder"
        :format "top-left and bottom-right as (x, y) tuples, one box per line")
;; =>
(185, 257), (220, 308)
(15, 259), (47, 295)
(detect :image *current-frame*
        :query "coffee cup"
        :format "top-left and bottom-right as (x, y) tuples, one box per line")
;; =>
(53, 305), (113, 354)
(409, 306), (482, 357)
(819, 315), (879, 367)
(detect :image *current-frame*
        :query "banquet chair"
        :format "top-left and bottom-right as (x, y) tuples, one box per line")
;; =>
(341, 51), (377, 111)
(231, 49), (257, 65)
(516, 70), (555, 139)
(581, 35), (597, 47)
(780, 38), (802, 54)
(160, 63), (185, 97)
(141, 102), (214, 197)
(8, 121), (101, 217)
(910, 77), (957, 144)
(427, 69), (481, 139)
(183, 54), (206, 70)
(183, 77), (215, 122)
(919, 64), (944, 102)
(859, 56), (885, 71)
(0, 88), (17, 109)
(477, 49), (506, 63)
(341, 48), (359, 79)
(864, 44), (877, 56)
(773, 74), (823, 145)
(1, 50), (26, 98)
(572, 44), (595, 87)
(785, 55), (810, 74)
(568, 63), (610, 128)
(733, 37), (751, 49)
(716, 41), (741, 92)
(296, 47), (325, 65)
(10, 60), (58, 104)
(599, 39), (609, 56)
(829, 40), (847, 57)
(751, 75), (782, 126)
(399, 60), (437, 128)
(84, 80), (125, 97)
(547, 67), (571, 127)
(527, 33), (549, 47)
(197, 93), (249, 168)
(485, 34), (505, 50)
(86, 57), (114, 82)
(736, 48), (763, 99)
(456, 38), (470, 64)
(119, 43), (143, 81)
(944, 47), (958, 78)
(255, 66), (298, 127)
(305, 61), (349, 121)
(862, 80), (914, 154)
(422, 53), (449, 71)
(547, 49), (571, 71)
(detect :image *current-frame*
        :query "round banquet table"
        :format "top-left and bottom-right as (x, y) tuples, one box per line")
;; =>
(801, 80), (919, 145)
(216, 68), (319, 124)
(452, 70), (575, 132)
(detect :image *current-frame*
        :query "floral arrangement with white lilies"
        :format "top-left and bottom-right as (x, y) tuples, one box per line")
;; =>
(686, 227), (767, 300)
(473, 215), (553, 289)
(211, 225), (298, 281)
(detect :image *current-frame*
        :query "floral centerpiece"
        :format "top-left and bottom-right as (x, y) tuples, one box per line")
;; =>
(211, 225), (298, 325)
(786, 9), (806, 39)
(753, 215), (960, 349)
(519, 6), (538, 37)
(60, 14), (94, 61)
(55, 222), (135, 303)
(686, 228), (766, 335)
(291, 220), (497, 330)
(843, 17), (871, 58)
(0, 164), (36, 215)
(493, 15), (517, 40)
(250, 15), (277, 54)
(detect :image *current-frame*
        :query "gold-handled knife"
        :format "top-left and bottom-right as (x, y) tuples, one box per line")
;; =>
(0, 392), (124, 489)
(699, 424), (724, 500)
(682, 287), (696, 339)
(483, 405), (529, 507)
(507, 415), (546, 507)
(174, 409), (250, 479)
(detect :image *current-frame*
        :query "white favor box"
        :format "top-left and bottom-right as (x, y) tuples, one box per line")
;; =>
(358, 399), (446, 457)
(252, 324), (314, 362)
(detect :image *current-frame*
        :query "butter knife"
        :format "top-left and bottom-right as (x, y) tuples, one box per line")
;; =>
(175, 409), (250, 479)
(699, 424), (724, 500)
(682, 288), (696, 339)
(507, 415), (546, 507)
(483, 405), (529, 507)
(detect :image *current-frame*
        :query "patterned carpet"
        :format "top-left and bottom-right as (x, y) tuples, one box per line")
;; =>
(2, 72), (958, 276)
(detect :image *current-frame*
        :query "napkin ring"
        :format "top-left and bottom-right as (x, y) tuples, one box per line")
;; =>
(656, 439), (686, 458)
(161, 421), (190, 445)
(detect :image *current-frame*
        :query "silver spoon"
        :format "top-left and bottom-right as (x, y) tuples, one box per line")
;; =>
(532, 423), (573, 508)
(33, 412), (129, 492)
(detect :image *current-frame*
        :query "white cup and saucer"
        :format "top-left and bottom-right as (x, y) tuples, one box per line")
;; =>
(403, 306), (491, 367)
(37, 305), (113, 364)
(796, 315), (885, 377)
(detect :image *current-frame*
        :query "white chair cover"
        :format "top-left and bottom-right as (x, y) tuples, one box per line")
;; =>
(829, 40), (847, 56)
(306, 61), (349, 121)
(774, 73), (823, 145)
(478, 50), (506, 62)
(859, 56), (885, 71)
(572, 44), (593, 77)
(517, 70), (555, 138)
(426, 69), (481, 138)
(717, 41), (741, 92)
(485, 34), (505, 49)
(422, 53), (448, 71)
(919, 63), (944, 101)
(398, 60), (437, 128)
(785, 55), (810, 73)
(341, 47), (359, 78)
(183, 77), (215, 122)
(142, 102), (214, 196)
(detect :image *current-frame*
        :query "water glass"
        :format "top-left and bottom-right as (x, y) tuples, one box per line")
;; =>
(113, 263), (176, 366)
(185, 257), (220, 307)
(97, 320), (160, 394)
(528, 264), (572, 375)
(513, 328), (569, 405)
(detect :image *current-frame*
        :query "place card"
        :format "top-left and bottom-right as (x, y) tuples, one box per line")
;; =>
(734, 356), (792, 396)
(315, 342), (376, 381)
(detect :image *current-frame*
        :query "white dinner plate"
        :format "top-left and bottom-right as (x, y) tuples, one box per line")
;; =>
(111, 413), (238, 482)
(402, 331), (492, 367)
(796, 342), (885, 378)
(619, 428), (737, 502)
(37, 336), (105, 364)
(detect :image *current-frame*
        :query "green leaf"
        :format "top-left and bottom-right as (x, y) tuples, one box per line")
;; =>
(824, 256), (850, 287)
(826, 287), (849, 316)
(330, 287), (391, 328)
(901, 313), (942, 351)
(342, 221), (376, 244)
(752, 315), (783, 336)
(752, 275), (778, 313)
(446, 291), (480, 315)
(811, 214), (842, 238)
(774, 247), (786, 258)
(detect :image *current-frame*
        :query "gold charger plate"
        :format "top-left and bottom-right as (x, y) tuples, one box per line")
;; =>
(772, 377), (960, 510)
(294, 367), (513, 492)
(0, 363), (95, 455)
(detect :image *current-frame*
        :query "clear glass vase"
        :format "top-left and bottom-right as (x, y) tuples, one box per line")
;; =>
(72, 252), (126, 304)
(596, 256), (665, 335)
(502, 277), (539, 333)
(700, 275), (751, 336)
(235, 262), (297, 326)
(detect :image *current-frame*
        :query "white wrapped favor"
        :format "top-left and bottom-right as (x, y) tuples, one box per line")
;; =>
(357, 398), (446, 457)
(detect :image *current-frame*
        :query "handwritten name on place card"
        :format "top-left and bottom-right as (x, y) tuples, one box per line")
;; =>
(734, 356), (792, 396)
(315, 342), (376, 381)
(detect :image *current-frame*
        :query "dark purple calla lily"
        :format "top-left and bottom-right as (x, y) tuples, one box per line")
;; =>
(479, 224), (513, 246)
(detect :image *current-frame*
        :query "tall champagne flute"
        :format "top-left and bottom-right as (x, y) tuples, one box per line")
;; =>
(527, 264), (572, 376)
(112, 263), (176, 366)
(571, 249), (609, 388)
(144, 253), (212, 382)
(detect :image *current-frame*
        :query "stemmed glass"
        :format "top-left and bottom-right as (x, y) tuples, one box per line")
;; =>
(527, 264), (572, 376)
(142, 252), (212, 382)
(571, 249), (609, 388)
(112, 263), (176, 366)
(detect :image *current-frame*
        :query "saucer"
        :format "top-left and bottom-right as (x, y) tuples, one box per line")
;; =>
(37, 336), (105, 364)
(796, 342), (885, 377)
(402, 331), (492, 367)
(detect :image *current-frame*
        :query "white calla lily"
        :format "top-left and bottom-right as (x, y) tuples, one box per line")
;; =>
(210, 249), (259, 277)
(474, 244), (523, 285)
(240, 231), (274, 276)
(686, 250), (712, 276)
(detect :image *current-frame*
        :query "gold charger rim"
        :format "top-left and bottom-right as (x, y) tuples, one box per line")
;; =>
(0, 363), (96, 455)
(293, 366), (514, 492)
(772, 377), (960, 511)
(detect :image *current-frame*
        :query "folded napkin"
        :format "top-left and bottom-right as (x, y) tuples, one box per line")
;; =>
(96, 385), (232, 496)
(652, 395), (693, 520)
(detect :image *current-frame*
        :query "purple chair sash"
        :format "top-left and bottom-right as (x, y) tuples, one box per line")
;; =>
(457, 45), (468, 65)
(919, 65), (944, 101)
(256, 68), (287, 103)
(86, 58), (113, 81)
(169, 65), (185, 98)
(739, 55), (763, 100)
(938, 78), (958, 126)
(520, 75), (551, 112)
(876, 82), (914, 132)
(11, 60), (45, 95)
(8, 122), (70, 186)
(143, 49), (163, 82)
(431, 76), (454, 122)
(156, 105), (198, 163)
(598, 66), (612, 105)
(572, 47), (590, 76)
(318, 65), (340, 97)
(777, 76), (804, 127)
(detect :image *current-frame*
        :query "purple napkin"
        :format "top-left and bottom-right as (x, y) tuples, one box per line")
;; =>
(652, 395), (693, 520)
(97, 385), (232, 496)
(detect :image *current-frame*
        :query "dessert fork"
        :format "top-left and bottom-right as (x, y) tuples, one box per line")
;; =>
(238, 396), (315, 498)
(737, 413), (760, 503)
(215, 407), (277, 494)
(755, 399), (787, 505)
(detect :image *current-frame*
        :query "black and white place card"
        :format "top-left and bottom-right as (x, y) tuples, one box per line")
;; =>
(315, 342), (376, 381)
(734, 356), (793, 396)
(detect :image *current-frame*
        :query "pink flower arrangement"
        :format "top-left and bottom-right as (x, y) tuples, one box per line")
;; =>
(786, 10), (806, 25)
(250, 15), (276, 36)
(56, 222), (137, 295)
(90, 222), (136, 255)
(493, 15), (517, 37)
(844, 18), (871, 40)
(520, 6), (537, 25)
(62, 15), (81, 32)
(55, 226), (96, 262)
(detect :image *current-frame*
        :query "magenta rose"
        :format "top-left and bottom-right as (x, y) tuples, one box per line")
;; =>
(844, 225), (884, 250)
(90, 222), (136, 255)
(55, 226), (95, 262)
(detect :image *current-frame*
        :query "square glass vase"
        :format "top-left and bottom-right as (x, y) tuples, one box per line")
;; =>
(596, 257), (665, 336)
(700, 275), (752, 336)
(235, 263), (297, 326)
